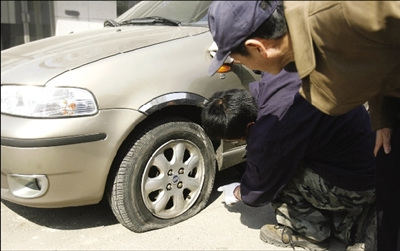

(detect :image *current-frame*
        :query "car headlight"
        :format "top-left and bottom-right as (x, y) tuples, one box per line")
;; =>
(1, 85), (98, 118)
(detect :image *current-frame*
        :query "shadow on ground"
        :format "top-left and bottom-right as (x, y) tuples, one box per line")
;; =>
(210, 163), (278, 230)
(1, 197), (118, 230)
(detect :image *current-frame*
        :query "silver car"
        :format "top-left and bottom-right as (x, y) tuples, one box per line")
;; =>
(1, 1), (259, 232)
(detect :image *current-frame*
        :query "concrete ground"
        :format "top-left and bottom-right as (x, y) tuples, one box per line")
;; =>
(1, 165), (346, 250)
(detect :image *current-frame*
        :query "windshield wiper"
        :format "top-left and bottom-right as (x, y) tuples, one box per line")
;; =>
(120, 16), (181, 26)
(104, 19), (120, 27)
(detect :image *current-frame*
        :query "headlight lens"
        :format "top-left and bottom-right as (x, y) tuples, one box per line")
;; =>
(1, 85), (98, 118)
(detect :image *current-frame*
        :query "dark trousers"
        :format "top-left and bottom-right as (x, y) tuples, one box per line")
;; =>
(376, 113), (400, 251)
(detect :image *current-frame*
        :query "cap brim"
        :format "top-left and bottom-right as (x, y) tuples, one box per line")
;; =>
(208, 51), (231, 76)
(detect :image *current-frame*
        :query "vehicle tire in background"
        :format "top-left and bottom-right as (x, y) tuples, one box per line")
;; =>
(110, 117), (216, 232)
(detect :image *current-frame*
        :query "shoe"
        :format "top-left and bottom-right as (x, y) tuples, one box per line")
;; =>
(346, 243), (364, 251)
(260, 224), (328, 251)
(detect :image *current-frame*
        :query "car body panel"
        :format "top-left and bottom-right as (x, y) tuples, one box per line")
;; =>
(1, 26), (209, 86)
(1, 1), (259, 211)
(1, 109), (145, 207)
(44, 30), (253, 111)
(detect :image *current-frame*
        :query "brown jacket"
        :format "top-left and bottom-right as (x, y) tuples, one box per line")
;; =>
(284, 1), (400, 130)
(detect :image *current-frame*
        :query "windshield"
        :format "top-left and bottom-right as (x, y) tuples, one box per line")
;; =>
(115, 1), (212, 27)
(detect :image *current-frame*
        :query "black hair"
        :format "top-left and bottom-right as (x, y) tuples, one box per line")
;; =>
(231, 1), (287, 56)
(201, 89), (257, 140)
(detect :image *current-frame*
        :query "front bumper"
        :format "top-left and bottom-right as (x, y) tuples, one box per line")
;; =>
(1, 109), (145, 208)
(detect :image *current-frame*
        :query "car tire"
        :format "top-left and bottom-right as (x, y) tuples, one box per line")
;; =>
(110, 117), (216, 232)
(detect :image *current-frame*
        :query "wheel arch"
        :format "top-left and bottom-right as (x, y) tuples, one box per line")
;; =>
(104, 92), (222, 203)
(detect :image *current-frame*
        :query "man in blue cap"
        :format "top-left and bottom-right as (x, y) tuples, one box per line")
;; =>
(207, 1), (400, 251)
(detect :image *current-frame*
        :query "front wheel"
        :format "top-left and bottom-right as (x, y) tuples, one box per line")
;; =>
(110, 117), (216, 232)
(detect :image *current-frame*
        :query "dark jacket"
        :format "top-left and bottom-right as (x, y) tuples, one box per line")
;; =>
(240, 67), (376, 206)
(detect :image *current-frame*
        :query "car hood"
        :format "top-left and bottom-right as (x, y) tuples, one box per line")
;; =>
(1, 26), (209, 85)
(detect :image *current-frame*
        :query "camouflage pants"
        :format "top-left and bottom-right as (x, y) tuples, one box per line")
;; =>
(271, 168), (376, 246)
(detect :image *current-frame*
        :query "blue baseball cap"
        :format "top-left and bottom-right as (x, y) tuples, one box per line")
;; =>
(207, 1), (278, 76)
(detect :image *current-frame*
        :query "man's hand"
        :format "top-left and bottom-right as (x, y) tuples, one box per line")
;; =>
(374, 128), (392, 156)
(217, 182), (240, 205)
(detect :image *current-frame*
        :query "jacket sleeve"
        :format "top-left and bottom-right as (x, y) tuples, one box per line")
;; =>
(239, 112), (310, 206)
(345, 1), (400, 130)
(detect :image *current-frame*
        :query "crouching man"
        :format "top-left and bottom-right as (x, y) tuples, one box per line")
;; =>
(201, 66), (376, 250)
